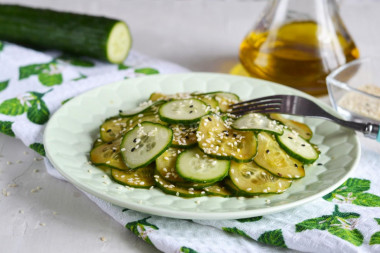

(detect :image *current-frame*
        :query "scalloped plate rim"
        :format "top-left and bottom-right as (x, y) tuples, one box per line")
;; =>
(44, 73), (361, 220)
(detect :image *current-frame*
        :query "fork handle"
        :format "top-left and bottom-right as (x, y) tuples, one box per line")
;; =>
(319, 111), (380, 141)
(364, 123), (380, 142)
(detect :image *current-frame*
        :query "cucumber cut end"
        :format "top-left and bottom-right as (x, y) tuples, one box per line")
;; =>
(107, 21), (132, 64)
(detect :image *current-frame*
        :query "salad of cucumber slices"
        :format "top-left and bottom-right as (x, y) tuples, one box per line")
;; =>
(89, 91), (320, 198)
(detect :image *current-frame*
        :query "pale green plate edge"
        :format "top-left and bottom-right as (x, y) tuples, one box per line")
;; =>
(44, 73), (361, 220)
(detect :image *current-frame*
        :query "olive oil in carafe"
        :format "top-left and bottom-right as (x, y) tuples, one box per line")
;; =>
(239, 21), (359, 96)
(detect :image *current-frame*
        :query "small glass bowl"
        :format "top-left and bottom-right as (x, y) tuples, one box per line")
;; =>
(326, 57), (380, 124)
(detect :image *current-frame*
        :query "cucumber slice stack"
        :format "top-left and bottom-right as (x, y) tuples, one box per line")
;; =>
(89, 91), (321, 198)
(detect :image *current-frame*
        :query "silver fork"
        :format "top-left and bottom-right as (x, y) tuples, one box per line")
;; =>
(229, 94), (380, 141)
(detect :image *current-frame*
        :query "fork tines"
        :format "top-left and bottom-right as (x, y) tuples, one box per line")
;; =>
(229, 95), (285, 115)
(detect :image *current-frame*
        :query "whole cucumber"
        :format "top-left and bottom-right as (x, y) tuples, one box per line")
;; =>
(0, 5), (132, 63)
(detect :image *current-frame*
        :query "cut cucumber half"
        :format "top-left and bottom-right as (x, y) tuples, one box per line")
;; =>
(159, 98), (210, 124)
(254, 132), (305, 179)
(154, 173), (207, 198)
(90, 138), (129, 170)
(276, 128), (319, 164)
(121, 122), (172, 169)
(197, 114), (257, 162)
(119, 100), (164, 117)
(111, 163), (155, 188)
(269, 113), (313, 140)
(176, 148), (230, 183)
(229, 161), (292, 195)
(170, 124), (198, 148)
(232, 113), (284, 135)
(106, 21), (131, 63)
(0, 5), (131, 63)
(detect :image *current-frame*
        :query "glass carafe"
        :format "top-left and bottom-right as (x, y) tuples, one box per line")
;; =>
(239, 0), (359, 96)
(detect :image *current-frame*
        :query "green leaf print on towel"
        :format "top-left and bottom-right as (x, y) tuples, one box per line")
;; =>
(57, 54), (95, 67)
(72, 73), (87, 81)
(222, 227), (250, 239)
(0, 98), (28, 116)
(135, 68), (159, 75)
(29, 143), (46, 156)
(180, 247), (199, 253)
(0, 41), (3, 51)
(296, 205), (363, 246)
(237, 216), (263, 223)
(257, 229), (287, 248)
(125, 217), (158, 245)
(19, 61), (62, 86)
(370, 218), (380, 245)
(0, 80), (9, 92)
(323, 178), (380, 207)
(118, 63), (130, 70)
(19, 63), (50, 80)
(0, 121), (15, 137)
(38, 72), (63, 87)
(0, 90), (51, 125)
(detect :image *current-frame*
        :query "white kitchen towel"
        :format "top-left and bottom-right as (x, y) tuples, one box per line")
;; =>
(1, 41), (380, 253)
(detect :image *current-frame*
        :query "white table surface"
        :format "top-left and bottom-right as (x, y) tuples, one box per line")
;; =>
(1, 0), (380, 253)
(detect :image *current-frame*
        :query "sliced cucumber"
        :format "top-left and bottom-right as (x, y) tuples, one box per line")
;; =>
(149, 92), (166, 101)
(197, 114), (257, 162)
(254, 132), (305, 179)
(156, 147), (187, 183)
(191, 91), (240, 113)
(121, 122), (172, 169)
(155, 147), (215, 189)
(149, 92), (191, 102)
(92, 138), (105, 148)
(194, 95), (219, 110)
(170, 124), (198, 148)
(111, 163), (155, 188)
(154, 173), (207, 198)
(204, 183), (233, 197)
(100, 117), (130, 142)
(229, 161), (292, 195)
(90, 138), (129, 170)
(176, 148), (230, 183)
(119, 100), (164, 117)
(214, 92), (240, 112)
(126, 114), (167, 132)
(276, 128), (319, 164)
(232, 113), (284, 135)
(159, 99), (210, 124)
(269, 113), (313, 140)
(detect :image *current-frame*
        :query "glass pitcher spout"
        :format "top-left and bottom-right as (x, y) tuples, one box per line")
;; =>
(239, 0), (359, 96)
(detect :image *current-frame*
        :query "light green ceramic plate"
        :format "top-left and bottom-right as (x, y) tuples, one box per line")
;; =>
(44, 73), (360, 220)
